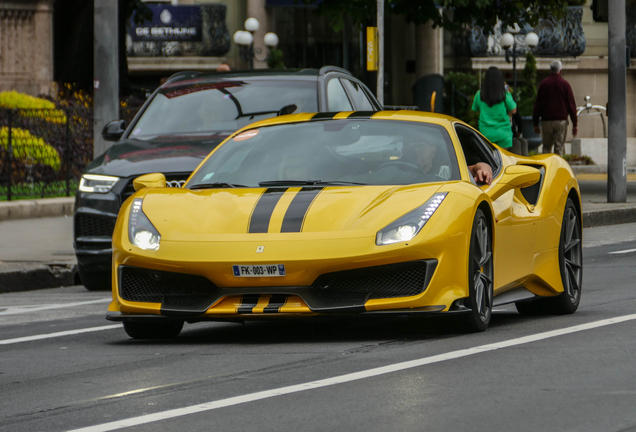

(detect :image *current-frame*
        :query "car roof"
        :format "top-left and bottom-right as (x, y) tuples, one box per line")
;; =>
(165, 66), (353, 85)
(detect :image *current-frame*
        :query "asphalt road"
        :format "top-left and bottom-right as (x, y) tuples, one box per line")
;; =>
(1, 223), (636, 432)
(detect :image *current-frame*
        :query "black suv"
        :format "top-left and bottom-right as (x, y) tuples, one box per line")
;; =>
(74, 66), (381, 290)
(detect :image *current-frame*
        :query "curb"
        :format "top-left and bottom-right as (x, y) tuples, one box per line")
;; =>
(0, 263), (78, 293)
(570, 165), (636, 174)
(582, 208), (636, 228)
(0, 197), (75, 221)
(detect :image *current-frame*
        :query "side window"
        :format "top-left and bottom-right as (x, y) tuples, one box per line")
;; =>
(327, 78), (353, 112)
(454, 125), (501, 180)
(342, 79), (374, 110)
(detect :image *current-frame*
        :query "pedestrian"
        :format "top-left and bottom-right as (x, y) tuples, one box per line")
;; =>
(471, 66), (517, 150)
(532, 60), (578, 156)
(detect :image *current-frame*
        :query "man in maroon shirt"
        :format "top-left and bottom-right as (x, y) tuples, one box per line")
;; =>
(532, 60), (578, 156)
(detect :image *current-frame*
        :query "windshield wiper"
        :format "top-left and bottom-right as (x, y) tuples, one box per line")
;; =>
(189, 182), (246, 189)
(258, 180), (367, 187)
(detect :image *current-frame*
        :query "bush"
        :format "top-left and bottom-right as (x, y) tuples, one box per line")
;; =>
(0, 127), (61, 170)
(0, 90), (67, 123)
(517, 52), (538, 117)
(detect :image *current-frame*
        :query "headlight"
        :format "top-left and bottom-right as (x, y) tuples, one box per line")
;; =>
(129, 199), (161, 250)
(376, 193), (447, 246)
(78, 174), (119, 193)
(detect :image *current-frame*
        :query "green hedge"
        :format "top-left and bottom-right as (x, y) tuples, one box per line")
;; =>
(0, 90), (66, 123)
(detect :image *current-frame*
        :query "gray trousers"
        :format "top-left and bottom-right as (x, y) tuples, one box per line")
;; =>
(540, 120), (568, 156)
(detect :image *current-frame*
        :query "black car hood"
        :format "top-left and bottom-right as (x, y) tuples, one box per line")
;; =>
(84, 133), (229, 177)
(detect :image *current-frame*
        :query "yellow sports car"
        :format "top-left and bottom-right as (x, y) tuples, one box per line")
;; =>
(106, 110), (582, 339)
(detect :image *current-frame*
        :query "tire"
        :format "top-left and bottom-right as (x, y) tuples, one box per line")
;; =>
(516, 198), (582, 315)
(123, 321), (184, 340)
(463, 208), (494, 332)
(78, 265), (111, 291)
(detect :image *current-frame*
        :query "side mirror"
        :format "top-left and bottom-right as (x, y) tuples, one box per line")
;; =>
(277, 104), (297, 116)
(487, 165), (540, 201)
(133, 173), (166, 191)
(102, 120), (126, 142)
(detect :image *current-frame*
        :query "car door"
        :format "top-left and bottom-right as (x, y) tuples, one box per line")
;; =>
(325, 77), (354, 112)
(342, 79), (377, 111)
(454, 124), (539, 292)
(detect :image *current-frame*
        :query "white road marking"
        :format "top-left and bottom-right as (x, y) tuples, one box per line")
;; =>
(609, 248), (636, 255)
(0, 298), (110, 315)
(68, 313), (636, 432)
(0, 324), (122, 345)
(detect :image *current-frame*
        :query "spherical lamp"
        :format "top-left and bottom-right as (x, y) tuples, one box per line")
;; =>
(264, 32), (279, 47)
(244, 17), (260, 32)
(525, 32), (539, 48)
(501, 32), (515, 49)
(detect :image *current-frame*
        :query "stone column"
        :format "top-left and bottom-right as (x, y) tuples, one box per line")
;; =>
(33, 0), (53, 95)
(247, 0), (268, 69)
(415, 22), (444, 78)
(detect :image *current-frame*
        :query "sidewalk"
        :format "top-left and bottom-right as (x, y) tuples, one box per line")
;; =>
(0, 168), (635, 293)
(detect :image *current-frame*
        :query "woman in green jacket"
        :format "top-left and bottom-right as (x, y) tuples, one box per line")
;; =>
(471, 67), (517, 149)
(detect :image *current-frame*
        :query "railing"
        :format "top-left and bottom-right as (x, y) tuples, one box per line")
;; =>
(0, 107), (140, 201)
(577, 95), (607, 138)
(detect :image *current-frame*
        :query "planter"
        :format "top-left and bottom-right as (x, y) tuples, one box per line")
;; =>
(521, 116), (541, 150)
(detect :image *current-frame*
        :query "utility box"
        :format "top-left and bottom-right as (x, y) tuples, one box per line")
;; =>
(412, 74), (444, 113)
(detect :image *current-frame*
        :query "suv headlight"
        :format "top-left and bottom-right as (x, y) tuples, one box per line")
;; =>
(78, 174), (119, 193)
(129, 199), (161, 250)
(376, 193), (447, 245)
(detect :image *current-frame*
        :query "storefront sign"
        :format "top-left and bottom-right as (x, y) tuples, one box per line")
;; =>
(130, 5), (202, 42)
(366, 27), (378, 71)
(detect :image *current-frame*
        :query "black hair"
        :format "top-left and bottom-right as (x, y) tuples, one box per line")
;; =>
(480, 66), (506, 107)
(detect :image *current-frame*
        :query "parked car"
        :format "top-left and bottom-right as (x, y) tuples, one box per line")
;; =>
(74, 67), (381, 290)
(105, 110), (583, 339)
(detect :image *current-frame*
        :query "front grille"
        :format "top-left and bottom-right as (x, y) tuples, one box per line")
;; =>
(119, 266), (218, 312)
(520, 165), (545, 205)
(75, 213), (116, 237)
(311, 261), (430, 305)
(121, 173), (190, 203)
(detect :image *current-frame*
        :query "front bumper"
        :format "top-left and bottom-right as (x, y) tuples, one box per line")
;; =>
(108, 260), (442, 321)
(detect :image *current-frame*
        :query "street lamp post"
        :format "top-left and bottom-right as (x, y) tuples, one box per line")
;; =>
(233, 18), (279, 69)
(501, 27), (539, 100)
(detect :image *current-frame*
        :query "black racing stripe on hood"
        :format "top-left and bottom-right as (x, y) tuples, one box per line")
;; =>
(280, 187), (323, 232)
(347, 111), (375, 119)
(310, 112), (338, 121)
(248, 188), (288, 233)
(237, 294), (260, 314)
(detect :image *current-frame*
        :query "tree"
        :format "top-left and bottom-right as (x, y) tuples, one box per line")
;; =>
(303, 0), (569, 34)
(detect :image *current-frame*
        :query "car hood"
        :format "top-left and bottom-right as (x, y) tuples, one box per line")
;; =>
(138, 184), (445, 240)
(84, 134), (230, 177)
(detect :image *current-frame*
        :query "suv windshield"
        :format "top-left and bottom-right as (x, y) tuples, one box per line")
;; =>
(130, 78), (318, 139)
(187, 120), (460, 188)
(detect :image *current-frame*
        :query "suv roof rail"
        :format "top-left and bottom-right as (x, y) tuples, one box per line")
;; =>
(319, 66), (352, 76)
(165, 71), (203, 83)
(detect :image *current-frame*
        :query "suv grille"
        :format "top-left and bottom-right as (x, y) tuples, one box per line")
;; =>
(311, 261), (430, 305)
(121, 173), (190, 203)
(75, 213), (116, 237)
(119, 266), (218, 312)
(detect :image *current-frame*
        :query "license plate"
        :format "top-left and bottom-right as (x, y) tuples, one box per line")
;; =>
(233, 264), (286, 277)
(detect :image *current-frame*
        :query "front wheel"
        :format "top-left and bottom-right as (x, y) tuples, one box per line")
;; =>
(123, 321), (184, 339)
(463, 208), (494, 332)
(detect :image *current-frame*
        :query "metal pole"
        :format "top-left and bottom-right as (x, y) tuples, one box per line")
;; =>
(512, 40), (517, 101)
(65, 109), (70, 197)
(376, 0), (384, 106)
(7, 110), (12, 201)
(93, 0), (119, 159)
(608, 0), (627, 202)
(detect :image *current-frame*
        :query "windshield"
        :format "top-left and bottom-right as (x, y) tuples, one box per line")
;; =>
(129, 79), (318, 139)
(187, 120), (460, 188)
